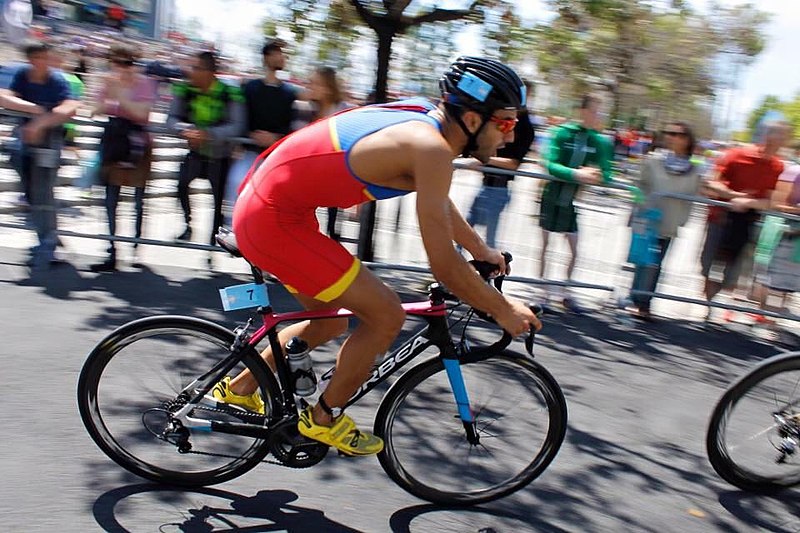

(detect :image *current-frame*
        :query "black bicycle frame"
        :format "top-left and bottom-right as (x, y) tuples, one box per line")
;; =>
(181, 299), (511, 442)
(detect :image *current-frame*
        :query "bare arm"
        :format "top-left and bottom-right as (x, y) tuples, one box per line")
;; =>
(0, 89), (44, 115)
(448, 198), (494, 259)
(416, 151), (507, 315)
(42, 99), (79, 127)
(772, 180), (800, 215)
(480, 155), (522, 171)
(704, 172), (749, 200)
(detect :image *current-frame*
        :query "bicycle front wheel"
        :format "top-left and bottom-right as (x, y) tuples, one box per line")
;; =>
(78, 316), (281, 487)
(707, 351), (800, 493)
(375, 352), (567, 505)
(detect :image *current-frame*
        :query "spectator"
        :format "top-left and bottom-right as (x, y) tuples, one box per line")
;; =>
(0, 40), (79, 270)
(90, 43), (156, 272)
(167, 50), (245, 245)
(752, 149), (800, 324)
(307, 66), (353, 240)
(626, 122), (704, 321)
(538, 94), (613, 313)
(464, 104), (535, 248)
(50, 44), (84, 154)
(223, 39), (301, 225)
(73, 46), (89, 83)
(701, 121), (791, 322)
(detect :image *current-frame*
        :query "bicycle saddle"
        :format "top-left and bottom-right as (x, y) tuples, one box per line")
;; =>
(215, 227), (243, 258)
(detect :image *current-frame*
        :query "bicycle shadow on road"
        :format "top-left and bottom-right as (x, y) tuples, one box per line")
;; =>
(718, 490), (800, 533)
(92, 483), (361, 533)
(389, 502), (570, 533)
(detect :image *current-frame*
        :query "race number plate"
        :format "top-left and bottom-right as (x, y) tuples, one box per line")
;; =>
(219, 283), (269, 311)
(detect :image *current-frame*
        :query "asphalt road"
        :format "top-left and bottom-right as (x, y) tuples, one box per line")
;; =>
(1, 242), (799, 533)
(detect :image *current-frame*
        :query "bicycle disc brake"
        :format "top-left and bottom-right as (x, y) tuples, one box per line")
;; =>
(267, 416), (329, 468)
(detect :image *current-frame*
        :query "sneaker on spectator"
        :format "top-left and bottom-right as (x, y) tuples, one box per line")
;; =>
(176, 227), (192, 242)
(562, 297), (585, 315)
(748, 313), (777, 326)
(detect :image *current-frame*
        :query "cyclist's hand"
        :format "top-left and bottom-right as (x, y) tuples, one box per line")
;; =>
(471, 246), (508, 276)
(496, 298), (542, 337)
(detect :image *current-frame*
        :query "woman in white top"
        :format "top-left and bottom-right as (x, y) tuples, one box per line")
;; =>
(629, 121), (704, 321)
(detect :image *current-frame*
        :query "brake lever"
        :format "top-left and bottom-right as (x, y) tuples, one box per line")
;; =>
(525, 303), (545, 357)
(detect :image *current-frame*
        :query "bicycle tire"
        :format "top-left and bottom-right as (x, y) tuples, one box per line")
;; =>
(78, 315), (282, 487)
(374, 351), (567, 505)
(706, 351), (800, 493)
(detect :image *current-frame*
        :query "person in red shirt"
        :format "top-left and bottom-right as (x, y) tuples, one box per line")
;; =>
(700, 121), (791, 320)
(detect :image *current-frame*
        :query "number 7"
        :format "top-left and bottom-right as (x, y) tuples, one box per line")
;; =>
(247, 289), (254, 300)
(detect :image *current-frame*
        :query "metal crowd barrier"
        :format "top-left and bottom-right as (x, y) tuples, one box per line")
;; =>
(1, 106), (797, 324)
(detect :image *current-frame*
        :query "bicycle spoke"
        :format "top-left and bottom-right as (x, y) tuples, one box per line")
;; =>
(378, 355), (565, 504)
(709, 359), (800, 490)
(79, 319), (277, 486)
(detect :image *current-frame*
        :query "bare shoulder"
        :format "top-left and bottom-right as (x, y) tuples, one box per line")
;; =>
(384, 119), (452, 160)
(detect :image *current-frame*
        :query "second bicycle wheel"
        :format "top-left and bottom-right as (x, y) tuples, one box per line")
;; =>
(78, 315), (282, 487)
(707, 351), (800, 493)
(374, 352), (567, 505)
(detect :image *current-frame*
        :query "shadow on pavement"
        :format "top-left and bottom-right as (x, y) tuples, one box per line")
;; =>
(718, 490), (800, 533)
(92, 483), (361, 533)
(389, 502), (569, 533)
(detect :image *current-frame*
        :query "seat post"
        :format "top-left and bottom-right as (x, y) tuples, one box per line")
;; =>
(251, 265), (264, 285)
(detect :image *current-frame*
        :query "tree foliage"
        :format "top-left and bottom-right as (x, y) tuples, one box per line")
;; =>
(267, 1), (522, 102)
(532, 0), (770, 133)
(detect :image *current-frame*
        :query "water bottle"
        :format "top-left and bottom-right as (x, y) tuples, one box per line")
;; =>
(285, 337), (316, 397)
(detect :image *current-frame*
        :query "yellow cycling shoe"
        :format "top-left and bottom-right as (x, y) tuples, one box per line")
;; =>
(206, 376), (265, 414)
(298, 406), (384, 456)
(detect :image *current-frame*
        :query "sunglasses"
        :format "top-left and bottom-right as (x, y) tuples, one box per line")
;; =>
(112, 59), (135, 67)
(662, 130), (687, 137)
(488, 116), (518, 134)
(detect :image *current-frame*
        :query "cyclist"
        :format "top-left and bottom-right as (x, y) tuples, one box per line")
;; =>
(214, 57), (542, 456)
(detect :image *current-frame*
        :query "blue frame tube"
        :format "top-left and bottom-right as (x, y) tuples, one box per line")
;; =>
(443, 358), (474, 423)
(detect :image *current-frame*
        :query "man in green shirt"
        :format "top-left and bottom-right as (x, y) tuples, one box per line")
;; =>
(539, 94), (613, 312)
(167, 51), (245, 246)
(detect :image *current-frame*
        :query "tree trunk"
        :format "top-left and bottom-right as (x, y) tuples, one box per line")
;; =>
(374, 29), (395, 104)
(357, 28), (395, 261)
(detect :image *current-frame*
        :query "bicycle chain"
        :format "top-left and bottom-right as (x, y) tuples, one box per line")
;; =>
(162, 403), (316, 469)
(183, 448), (287, 467)
(191, 403), (267, 422)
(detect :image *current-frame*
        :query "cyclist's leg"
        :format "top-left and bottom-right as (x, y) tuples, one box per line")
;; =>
(308, 266), (405, 426)
(228, 298), (348, 395)
(230, 266), (403, 420)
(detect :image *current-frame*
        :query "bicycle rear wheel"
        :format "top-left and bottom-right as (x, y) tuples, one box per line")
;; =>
(78, 316), (281, 487)
(374, 352), (567, 505)
(707, 351), (800, 493)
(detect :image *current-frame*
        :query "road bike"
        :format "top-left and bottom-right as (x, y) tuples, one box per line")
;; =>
(78, 228), (567, 506)
(706, 350), (800, 493)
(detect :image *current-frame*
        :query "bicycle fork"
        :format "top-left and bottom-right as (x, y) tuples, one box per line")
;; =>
(442, 356), (480, 445)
